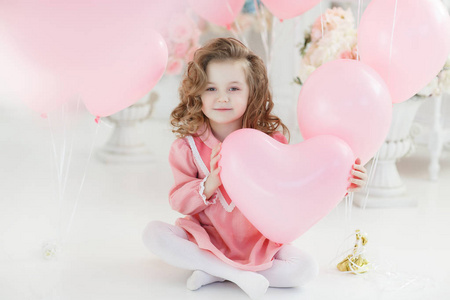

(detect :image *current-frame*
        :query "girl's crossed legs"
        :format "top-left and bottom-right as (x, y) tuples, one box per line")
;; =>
(142, 221), (318, 299)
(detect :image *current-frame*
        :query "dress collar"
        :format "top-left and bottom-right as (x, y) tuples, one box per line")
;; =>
(196, 123), (220, 150)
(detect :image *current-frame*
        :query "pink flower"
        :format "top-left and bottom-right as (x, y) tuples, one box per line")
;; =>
(340, 45), (358, 60)
(311, 18), (324, 42)
(298, 7), (358, 84)
(168, 14), (194, 43)
(340, 50), (354, 60)
(310, 7), (354, 43)
(162, 11), (202, 76)
(185, 45), (199, 63)
(173, 42), (190, 58)
(191, 28), (202, 44)
(166, 57), (184, 75)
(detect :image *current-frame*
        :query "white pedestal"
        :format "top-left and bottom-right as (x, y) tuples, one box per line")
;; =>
(413, 94), (450, 181)
(354, 160), (415, 208)
(96, 93), (157, 164)
(354, 96), (426, 208)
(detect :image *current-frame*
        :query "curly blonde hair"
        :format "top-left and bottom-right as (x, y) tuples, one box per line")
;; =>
(170, 37), (289, 140)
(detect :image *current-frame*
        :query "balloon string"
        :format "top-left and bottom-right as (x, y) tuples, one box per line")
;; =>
(356, 0), (363, 61)
(318, 0), (333, 61)
(59, 102), (72, 195)
(60, 97), (80, 201)
(330, 230), (368, 272)
(47, 101), (74, 244)
(59, 103), (69, 240)
(357, 0), (361, 28)
(48, 114), (61, 184)
(253, 0), (271, 68)
(330, 230), (371, 274)
(344, 192), (354, 238)
(267, 14), (277, 75)
(388, 0), (399, 85)
(349, 192), (354, 219)
(60, 118), (100, 243)
(319, 0), (324, 39)
(229, 24), (249, 48)
(344, 195), (349, 236)
(330, 230), (435, 291)
(226, 1), (249, 47)
(47, 112), (64, 240)
(345, 193), (353, 224)
(59, 104), (66, 180)
(361, 150), (380, 209)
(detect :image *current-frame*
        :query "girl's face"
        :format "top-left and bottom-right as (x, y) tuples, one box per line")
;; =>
(200, 60), (249, 129)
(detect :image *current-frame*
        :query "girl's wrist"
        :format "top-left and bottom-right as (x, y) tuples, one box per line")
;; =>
(203, 177), (218, 199)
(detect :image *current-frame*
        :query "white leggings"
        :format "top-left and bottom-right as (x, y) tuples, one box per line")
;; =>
(142, 221), (319, 289)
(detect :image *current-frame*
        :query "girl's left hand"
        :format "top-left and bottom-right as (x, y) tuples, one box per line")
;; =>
(347, 158), (368, 193)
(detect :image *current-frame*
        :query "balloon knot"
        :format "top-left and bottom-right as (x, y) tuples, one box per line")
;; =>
(95, 116), (100, 124)
(41, 113), (48, 119)
(226, 24), (232, 31)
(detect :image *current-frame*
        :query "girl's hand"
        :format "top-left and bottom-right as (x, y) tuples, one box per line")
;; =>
(203, 143), (222, 199)
(347, 158), (368, 194)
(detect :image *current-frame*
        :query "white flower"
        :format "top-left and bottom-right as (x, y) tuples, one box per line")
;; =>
(444, 54), (450, 69)
(415, 54), (450, 97)
(417, 77), (439, 97)
(438, 69), (450, 94)
(298, 7), (357, 83)
(310, 7), (355, 43)
(299, 61), (316, 83)
(42, 240), (61, 260)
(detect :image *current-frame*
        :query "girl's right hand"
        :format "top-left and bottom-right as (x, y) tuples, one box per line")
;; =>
(203, 143), (222, 199)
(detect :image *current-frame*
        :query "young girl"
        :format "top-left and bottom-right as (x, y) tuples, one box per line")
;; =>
(142, 38), (367, 299)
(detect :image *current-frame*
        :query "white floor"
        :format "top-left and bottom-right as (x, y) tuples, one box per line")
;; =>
(1, 105), (450, 300)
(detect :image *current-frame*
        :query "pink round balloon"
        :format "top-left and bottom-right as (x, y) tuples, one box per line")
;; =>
(358, 0), (450, 103)
(261, 0), (321, 20)
(1, 1), (169, 116)
(219, 129), (354, 244)
(187, 0), (245, 27)
(297, 59), (392, 165)
(80, 30), (168, 117)
(1, 1), (174, 74)
(0, 27), (73, 114)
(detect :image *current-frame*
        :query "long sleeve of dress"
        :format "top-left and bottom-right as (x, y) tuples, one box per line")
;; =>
(168, 138), (216, 216)
(272, 131), (288, 145)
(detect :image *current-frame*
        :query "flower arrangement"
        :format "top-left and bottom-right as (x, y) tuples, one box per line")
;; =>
(295, 7), (357, 85)
(162, 11), (203, 76)
(440, 57), (450, 94)
(296, 6), (450, 99)
(416, 55), (450, 97)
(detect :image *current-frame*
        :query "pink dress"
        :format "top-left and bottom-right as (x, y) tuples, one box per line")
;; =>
(168, 127), (288, 272)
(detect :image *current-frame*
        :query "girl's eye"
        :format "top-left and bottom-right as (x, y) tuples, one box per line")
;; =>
(206, 87), (216, 91)
(229, 87), (239, 91)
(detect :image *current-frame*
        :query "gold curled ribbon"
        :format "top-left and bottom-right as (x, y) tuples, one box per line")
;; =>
(337, 229), (370, 274)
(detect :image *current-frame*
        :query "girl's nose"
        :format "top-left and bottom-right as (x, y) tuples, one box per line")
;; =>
(217, 94), (229, 102)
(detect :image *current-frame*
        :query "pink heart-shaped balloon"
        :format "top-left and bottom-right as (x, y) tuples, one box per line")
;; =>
(219, 129), (354, 244)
